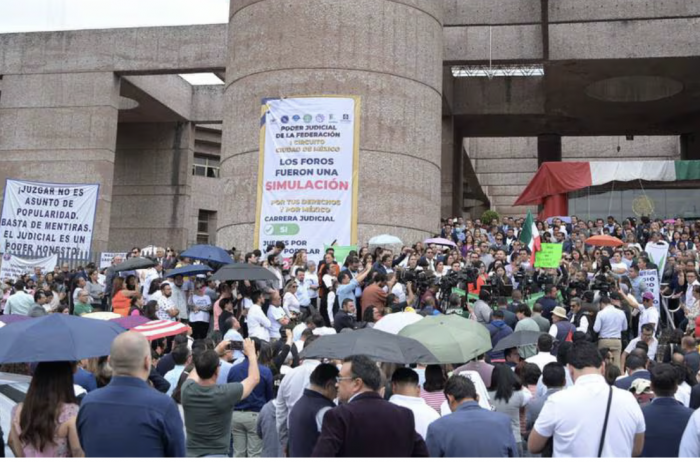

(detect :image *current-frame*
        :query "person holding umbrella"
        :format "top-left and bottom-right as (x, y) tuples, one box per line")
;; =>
(8, 362), (84, 457)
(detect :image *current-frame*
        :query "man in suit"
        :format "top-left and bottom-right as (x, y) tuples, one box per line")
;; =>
(425, 375), (518, 457)
(641, 364), (694, 457)
(311, 355), (428, 457)
(615, 353), (651, 391)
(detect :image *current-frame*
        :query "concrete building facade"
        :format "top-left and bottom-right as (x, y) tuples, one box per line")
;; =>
(0, 0), (699, 253)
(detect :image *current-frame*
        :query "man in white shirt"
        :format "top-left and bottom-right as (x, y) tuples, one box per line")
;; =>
(388, 368), (440, 440)
(621, 323), (658, 365)
(525, 334), (557, 372)
(637, 292), (659, 337)
(156, 283), (179, 321)
(593, 294), (628, 368)
(247, 291), (271, 342)
(267, 291), (290, 341)
(166, 275), (190, 323)
(528, 342), (645, 458)
(679, 408), (700, 457)
(275, 336), (321, 450)
(5, 280), (36, 316)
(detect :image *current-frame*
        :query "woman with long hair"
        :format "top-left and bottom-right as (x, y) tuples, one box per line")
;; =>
(144, 278), (163, 303)
(290, 251), (307, 282)
(9, 362), (83, 457)
(128, 293), (145, 317)
(111, 276), (139, 317)
(420, 365), (447, 414)
(360, 254), (374, 272)
(488, 364), (530, 456)
(86, 269), (104, 309)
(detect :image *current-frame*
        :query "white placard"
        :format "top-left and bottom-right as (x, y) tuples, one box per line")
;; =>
(100, 252), (127, 269)
(644, 241), (669, 276)
(255, 96), (360, 262)
(0, 179), (99, 255)
(0, 254), (58, 281)
(639, 269), (660, 311)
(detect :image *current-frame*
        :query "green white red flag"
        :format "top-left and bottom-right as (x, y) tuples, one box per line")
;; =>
(519, 210), (541, 265)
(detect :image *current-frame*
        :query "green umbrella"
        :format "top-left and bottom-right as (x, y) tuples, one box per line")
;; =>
(398, 314), (492, 364)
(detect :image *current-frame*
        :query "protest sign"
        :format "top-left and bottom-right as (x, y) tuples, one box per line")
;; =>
(325, 245), (357, 267)
(639, 269), (660, 310)
(255, 96), (360, 261)
(0, 254), (58, 281)
(534, 243), (563, 268)
(0, 179), (99, 255)
(644, 241), (669, 276)
(99, 252), (127, 269)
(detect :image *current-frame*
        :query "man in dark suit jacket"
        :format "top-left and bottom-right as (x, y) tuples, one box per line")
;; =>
(333, 300), (365, 333)
(615, 354), (651, 390)
(641, 364), (694, 457)
(312, 355), (428, 457)
(426, 375), (518, 457)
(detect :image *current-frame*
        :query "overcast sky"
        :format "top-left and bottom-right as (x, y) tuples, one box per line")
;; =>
(0, 0), (229, 33)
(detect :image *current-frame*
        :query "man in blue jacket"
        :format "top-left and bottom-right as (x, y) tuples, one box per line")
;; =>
(426, 375), (518, 457)
(641, 363), (693, 457)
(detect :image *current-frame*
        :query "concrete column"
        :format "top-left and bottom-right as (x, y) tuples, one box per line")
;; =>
(441, 117), (456, 218)
(111, 122), (194, 251)
(537, 134), (562, 165)
(0, 72), (120, 253)
(219, 0), (444, 250)
(681, 133), (700, 160)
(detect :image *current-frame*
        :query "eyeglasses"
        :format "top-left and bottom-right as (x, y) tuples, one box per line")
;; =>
(336, 376), (356, 383)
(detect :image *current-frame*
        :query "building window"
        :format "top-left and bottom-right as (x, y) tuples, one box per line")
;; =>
(197, 210), (217, 245)
(193, 155), (220, 178)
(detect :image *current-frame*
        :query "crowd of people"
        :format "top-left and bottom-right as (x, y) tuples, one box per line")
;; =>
(2, 214), (700, 457)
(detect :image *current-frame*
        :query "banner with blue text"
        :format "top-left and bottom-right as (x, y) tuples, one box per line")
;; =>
(255, 96), (360, 261)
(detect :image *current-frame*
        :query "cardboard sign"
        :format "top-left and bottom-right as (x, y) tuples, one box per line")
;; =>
(534, 243), (563, 268)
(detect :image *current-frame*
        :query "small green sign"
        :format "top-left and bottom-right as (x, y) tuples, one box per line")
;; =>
(324, 245), (357, 266)
(451, 287), (466, 297)
(534, 243), (564, 269)
(263, 223), (300, 236)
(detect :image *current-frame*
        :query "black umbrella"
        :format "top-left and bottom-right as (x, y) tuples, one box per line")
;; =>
(211, 263), (278, 282)
(300, 328), (438, 364)
(492, 330), (549, 352)
(110, 257), (157, 272)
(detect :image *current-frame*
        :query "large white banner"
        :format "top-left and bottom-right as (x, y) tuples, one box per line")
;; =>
(0, 179), (99, 255)
(0, 254), (58, 281)
(640, 269), (660, 311)
(644, 241), (669, 276)
(255, 96), (360, 262)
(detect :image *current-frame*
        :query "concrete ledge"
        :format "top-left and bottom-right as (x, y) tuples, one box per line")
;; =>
(0, 25), (227, 75)
(550, 0), (700, 23)
(191, 85), (224, 123)
(444, 0), (540, 26)
(444, 25), (542, 63)
(550, 18), (700, 60)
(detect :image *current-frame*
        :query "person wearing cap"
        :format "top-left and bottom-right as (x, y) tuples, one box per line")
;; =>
(593, 294), (628, 368)
(638, 292), (659, 337)
(548, 307), (575, 356)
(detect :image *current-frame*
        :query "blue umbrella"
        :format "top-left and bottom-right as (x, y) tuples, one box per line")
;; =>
(165, 264), (213, 278)
(0, 314), (126, 363)
(180, 244), (234, 265)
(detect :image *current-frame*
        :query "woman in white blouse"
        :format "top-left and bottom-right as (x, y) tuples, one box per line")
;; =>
(305, 261), (320, 309)
(283, 280), (301, 316)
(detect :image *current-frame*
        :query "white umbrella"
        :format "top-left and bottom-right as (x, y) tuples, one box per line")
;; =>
(368, 234), (403, 246)
(0, 321), (5, 329)
(373, 311), (423, 335)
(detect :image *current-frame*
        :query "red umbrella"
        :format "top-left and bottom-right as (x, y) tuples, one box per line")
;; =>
(132, 320), (189, 340)
(585, 235), (624, 247)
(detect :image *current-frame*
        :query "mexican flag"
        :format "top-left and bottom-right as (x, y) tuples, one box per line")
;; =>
(515, 160), (700, 206)
(519, 210), (541, 265)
